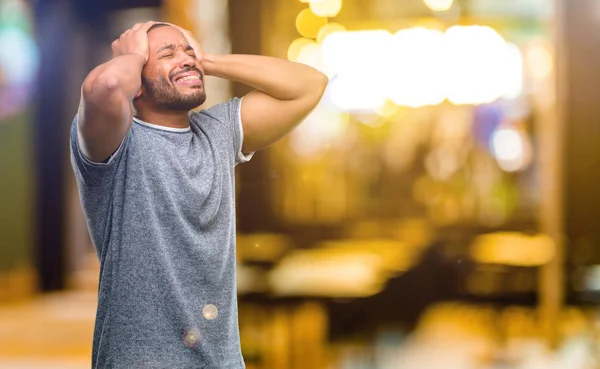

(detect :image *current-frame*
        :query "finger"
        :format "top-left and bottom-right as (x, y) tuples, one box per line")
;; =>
(140, 21), (158, 33)
(111, 41), (120, 56)
(119, 29), (131, 39)
(130, 22), (145, 31)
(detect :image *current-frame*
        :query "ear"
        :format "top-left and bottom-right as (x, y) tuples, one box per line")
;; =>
(135, 88), (143, 99)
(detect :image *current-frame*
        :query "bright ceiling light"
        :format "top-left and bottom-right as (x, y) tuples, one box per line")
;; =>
(388, 27), (446, 107)
(321, 30), (392, 111)
(444, 25), (514, 105)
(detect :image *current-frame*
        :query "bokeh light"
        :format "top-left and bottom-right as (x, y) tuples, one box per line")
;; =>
(309, 0), (342, 18)
(502, 43), (524, 100)
(526, 40), (553, 81)
(316, 22), (346, 44)
(182, 327), (202, 348)
(202, 304), (219, 320)
(423, 0), (454, 11)
(471, 233), (555, 267)
(0, 0), (39, 121)
(0, 27), (39, 85)
(318, 25), (523, 111)
(491, 125), (531, 172)
(296, 42), (323, 71)
(296, 8), (327, 39)
(321, 30), (392, 111)
(444, 25), (515, 105)
(388, 27), (446, 107)
(269, 249), (384, 297)
(288, 37), (316, 61)
(375, 99), (400, 118)
(289, 102), (348, 159)
(492, 127), (523, 161)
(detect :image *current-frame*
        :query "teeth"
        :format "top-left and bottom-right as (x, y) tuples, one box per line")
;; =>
(177, 75), (199, 83)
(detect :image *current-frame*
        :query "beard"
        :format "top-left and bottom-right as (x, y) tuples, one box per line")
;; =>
(141, 70), (206, 111)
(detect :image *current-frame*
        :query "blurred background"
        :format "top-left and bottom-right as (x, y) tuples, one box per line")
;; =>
(1, 0), (600, 367)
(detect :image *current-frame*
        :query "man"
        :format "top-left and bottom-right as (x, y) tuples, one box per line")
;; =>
(70, 21), (327, 368)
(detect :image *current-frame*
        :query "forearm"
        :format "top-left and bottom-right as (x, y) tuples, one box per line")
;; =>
(202, 54), (328, 101)
(83, 54), (145, 101)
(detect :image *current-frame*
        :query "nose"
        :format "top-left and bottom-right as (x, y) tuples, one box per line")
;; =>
(181, 54), (196, 68)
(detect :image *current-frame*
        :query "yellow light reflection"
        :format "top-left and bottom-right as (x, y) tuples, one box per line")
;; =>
(309, 0), (342, 18)
(297, 42), (323, 71)
(526, 41), (553, 80)
(471, 232), (555, 267)
(269, 250), (385, 297)
(288, 37), (316, 62)
(296, 8), (327, 39)
(423, 0), (453, 11)
(316, 22), (346, 44)
(375, 99), (400, 118)
(352, 112), (384, 127)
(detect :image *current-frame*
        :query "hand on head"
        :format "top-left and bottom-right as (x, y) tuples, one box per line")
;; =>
(116, 21), (208, 111)
(112, 22), (205, 67)
(112, 21), (157, 63)
(163, 23), (205, 64)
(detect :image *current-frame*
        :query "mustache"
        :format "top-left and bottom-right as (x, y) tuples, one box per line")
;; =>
(170, 67), (203, 82)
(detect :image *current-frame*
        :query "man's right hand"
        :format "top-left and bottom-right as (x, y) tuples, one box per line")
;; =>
(111, 21), (157, 63)
(78, 21), (156, 163)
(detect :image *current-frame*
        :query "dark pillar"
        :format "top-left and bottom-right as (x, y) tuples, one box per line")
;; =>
(560, 0), (600, 260)
(536, 0), (600, 346)
(32, 0), (78, 291)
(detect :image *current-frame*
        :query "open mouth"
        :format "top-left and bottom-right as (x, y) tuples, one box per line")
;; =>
(172, 72), (203, 86)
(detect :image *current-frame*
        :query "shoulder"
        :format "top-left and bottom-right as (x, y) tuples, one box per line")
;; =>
(191, 98), (242, 127)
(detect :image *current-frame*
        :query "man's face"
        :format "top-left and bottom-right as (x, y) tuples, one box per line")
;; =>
(140, 26), (206, 110)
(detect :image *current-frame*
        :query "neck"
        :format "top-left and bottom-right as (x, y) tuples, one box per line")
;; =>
(135, 109), (191, 129)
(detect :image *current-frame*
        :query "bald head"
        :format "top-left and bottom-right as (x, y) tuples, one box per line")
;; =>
(147, 23), (171, 33)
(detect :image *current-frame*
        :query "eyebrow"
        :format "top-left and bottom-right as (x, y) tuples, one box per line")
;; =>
(156, 44), (195, 54)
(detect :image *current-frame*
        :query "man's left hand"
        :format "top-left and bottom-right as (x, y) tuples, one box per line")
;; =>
(167, 23), (207, 66)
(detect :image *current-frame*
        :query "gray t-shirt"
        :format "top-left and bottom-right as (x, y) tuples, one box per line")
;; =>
(70, 97), (252, 369)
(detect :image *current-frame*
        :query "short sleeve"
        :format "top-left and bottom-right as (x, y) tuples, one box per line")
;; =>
(197, 97), (254, 165)
(69, 116), (130, 187)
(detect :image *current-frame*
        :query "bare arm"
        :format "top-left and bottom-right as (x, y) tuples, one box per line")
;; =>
(77, 21), (155, 162)
(202, 54), (329, 153)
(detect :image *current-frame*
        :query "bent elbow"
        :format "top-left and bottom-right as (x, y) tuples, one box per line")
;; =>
(82, 73), (120, 103)
(317, 72), (329, 94)
(308, 72), (328, 106)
